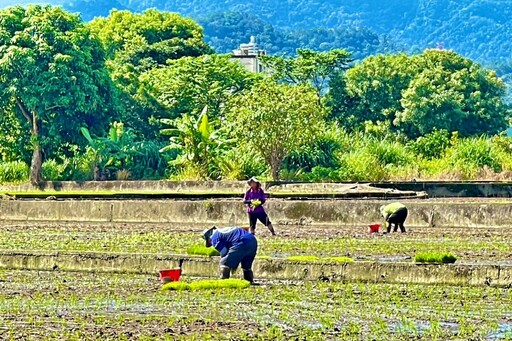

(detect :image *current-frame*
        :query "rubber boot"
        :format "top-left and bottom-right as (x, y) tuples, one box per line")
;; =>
(266, 223), (276, 236)
(243, 269), (254, 284)
(220, 266), (231, 279)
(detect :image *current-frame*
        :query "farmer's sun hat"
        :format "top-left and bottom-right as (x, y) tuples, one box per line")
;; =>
(202, 226), (217, 246)
(247, 177), (261, 186)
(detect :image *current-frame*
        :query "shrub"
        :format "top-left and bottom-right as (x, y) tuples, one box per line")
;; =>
(162, 279), (251, 291)
(304, 166), (340, 182)
(116, 169), (131, 180)
(65, 148), (95, 181)
(186, 245), (220, 257)
(216, 146), (268, 180)
(408, 129), (451, 159)
(368, 139), (413, 167)
(42, 159), (68, 181)
(414, 252), (457, 264)
(450, 137), (502, 173)
(0, 161), (29, 183)
(130, 141), (169, 180)
(337, 151), (388, 182)
(282, 136), (340, 173)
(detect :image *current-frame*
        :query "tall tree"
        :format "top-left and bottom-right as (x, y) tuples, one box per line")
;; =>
(396, 50), (510, 137)
(140, 54), (257, 120)
(336, 50), (510, 137)
(331, 53), (415, 129)
(261, 48), (352, 98)
(227, 80), (326, 180)
(89, 9), (214, 138)
(0, 5), (115, 184)
(89, 9), (213, 72)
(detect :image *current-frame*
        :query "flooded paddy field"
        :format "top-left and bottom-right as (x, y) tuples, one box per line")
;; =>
(0, 270), (510, 340)
(0, 222), (510, 262)
(0, 221), (511, 339)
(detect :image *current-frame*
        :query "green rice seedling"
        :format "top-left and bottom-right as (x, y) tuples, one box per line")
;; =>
(324, 256), (354, 263)
(186, 245), (220, 257)
(189, 279), (251, 290)
(161, 281), (192, 291)
(414, 252), (457, 264)
(286, 255), (321, 262)
(162, 279), (250, 291)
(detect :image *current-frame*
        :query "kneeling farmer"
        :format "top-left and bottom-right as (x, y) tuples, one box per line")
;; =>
(380, 202), (408, 233)
(202, 226), (258, 284)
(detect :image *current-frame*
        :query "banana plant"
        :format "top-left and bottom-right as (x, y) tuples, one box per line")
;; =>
(80, 122), (136, 179)
(160, 106), (230, 177)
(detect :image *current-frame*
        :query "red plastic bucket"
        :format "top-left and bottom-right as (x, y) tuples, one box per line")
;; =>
(368, 224), (380, 233)
(159, 269), (181, 283)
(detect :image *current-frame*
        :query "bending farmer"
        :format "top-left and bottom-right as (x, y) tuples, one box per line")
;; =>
(202, 226), (258, 284)
(243, 177), (276, 235)
(380, 202), (408, 233)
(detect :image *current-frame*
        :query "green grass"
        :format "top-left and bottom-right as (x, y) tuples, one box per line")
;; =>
(186, 245), (220, 257)
(162, 279), (251, 291)
(414, 252), (457, 264)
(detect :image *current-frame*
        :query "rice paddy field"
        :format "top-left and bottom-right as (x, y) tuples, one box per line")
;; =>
(0, 222), (511, 340)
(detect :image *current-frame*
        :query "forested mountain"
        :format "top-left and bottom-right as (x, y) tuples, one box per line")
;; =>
(197, 11), (397, 59)
(2, 0), (511, 61)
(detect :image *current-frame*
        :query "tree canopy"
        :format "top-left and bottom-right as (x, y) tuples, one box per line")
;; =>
(0, 5), (116, 183)
(262, 48), (352, 97)
(227, 80), (326, 180)
(0, 5), (511, 183)
(140, 54), (256, 120)
(334, 50), (510, 138)
(89, 9), (212, 72)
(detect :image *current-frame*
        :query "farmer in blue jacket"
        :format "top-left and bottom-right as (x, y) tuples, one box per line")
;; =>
(243, 177), (276, 235)
(202, 226), (258, 284)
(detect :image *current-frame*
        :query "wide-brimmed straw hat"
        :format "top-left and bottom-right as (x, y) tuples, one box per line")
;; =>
(247, 177), (261, 186)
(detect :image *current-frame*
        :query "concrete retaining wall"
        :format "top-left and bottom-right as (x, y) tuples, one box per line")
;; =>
(0, 251), (509, 287)
(3, 180), (512, 197)
(2, 199), (512, 227)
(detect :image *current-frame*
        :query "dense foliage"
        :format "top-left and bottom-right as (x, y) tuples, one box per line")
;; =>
(0, 5), (116, 184)
(332, 50), (509, 138)
(0, 5), (511, 183)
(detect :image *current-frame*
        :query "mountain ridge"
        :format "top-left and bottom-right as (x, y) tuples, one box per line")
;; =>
(1, 0), (511, 62)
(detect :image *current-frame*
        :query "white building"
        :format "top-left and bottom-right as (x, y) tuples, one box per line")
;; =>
(232, 36), (266, 73)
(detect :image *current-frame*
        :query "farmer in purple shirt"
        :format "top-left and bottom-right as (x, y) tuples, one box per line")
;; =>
(202, 226), (258, 284)
(243, 177), (276, 235)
